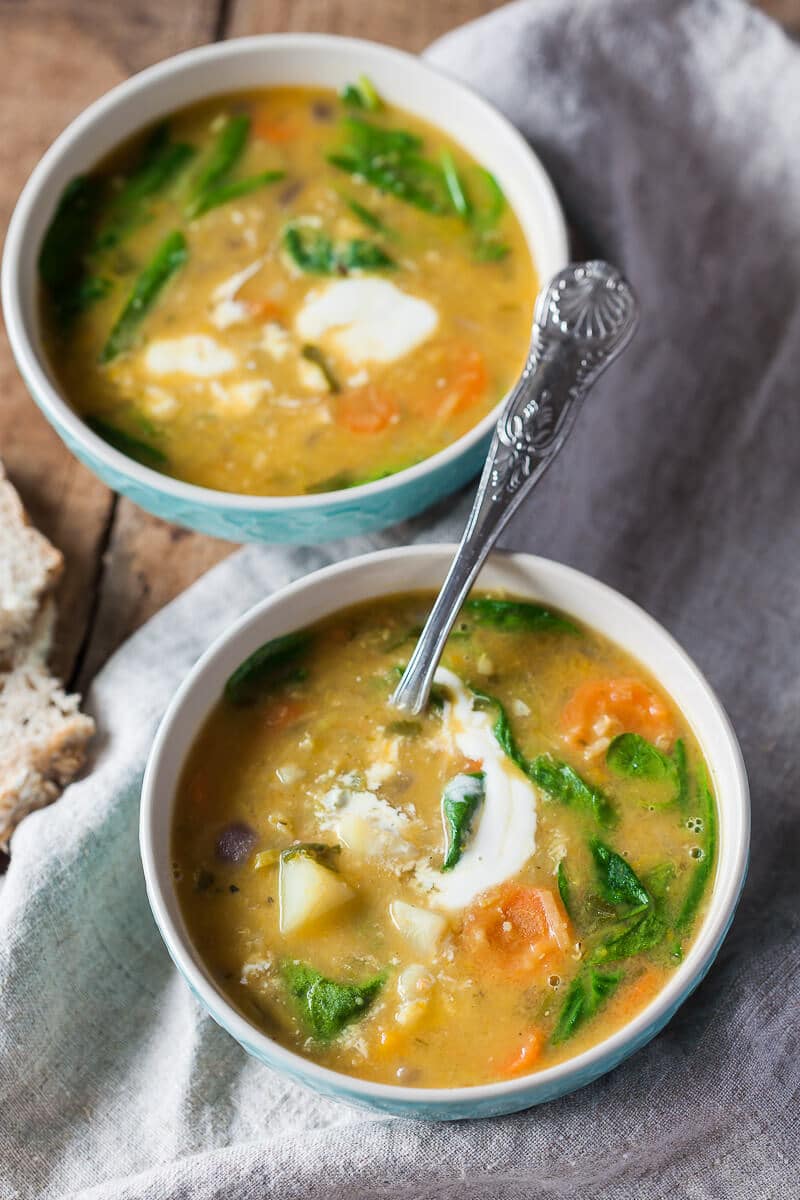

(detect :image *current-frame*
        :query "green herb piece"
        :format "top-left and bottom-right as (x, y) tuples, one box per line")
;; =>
(280, 843), (341, 867)
(531, 756), (616, 827)
(301, 344), (341, 393)
(441, 772), (485, 871)
(673, 738), (689, 808)
(224, 630), (311, 706)
(344, 196), (391, 234)
(68, 276), (113, 315)
(337, 238), (395, 271)
(557, 858), (573, 918)
(552, 967), (623, 1043)
(590, 838), (651, 910)
(607, 733), (676, 783)
(95, 124), (196, 250)
(304, 466), (396, 493)
(675, 766), (716, 934)
(643, 862), (676, 902)
(340, 75), (383, 111)
(467, 166), (506, 231)
(591, 906), (666, 964)
(441, 150), (470, 217)
(386, 720), (422, 737)
(472, 688), (614, 826)
(281, 960), (385, 1040)
(185, 114), (250, 218)
(283, 222), (394, 274)
(464, 597), (578, 634)
(474, 235), (510, 262)
(283, 223), (336, 273)
(327, 117), (450, 214)
(38, 176), (106, 323)
(191, 169), (285, 217)
(99, 230), (187, 362)
(607, 733), (689, 807)
(86, 416), (167, 468)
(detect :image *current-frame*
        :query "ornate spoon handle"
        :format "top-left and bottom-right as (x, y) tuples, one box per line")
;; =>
(392, 260), (639, 715)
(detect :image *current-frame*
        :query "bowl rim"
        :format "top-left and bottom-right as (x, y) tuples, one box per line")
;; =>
(139, 545), (750, 1109)
(1, 32), (569, 512)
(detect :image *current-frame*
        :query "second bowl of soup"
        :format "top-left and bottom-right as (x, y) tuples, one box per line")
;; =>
(140, 546), (749, 1117)
(2, 36), (568, 541)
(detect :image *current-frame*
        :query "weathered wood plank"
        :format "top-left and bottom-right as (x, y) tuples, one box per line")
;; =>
(0, 2), (223, 683)
(225, 0), (508, 50)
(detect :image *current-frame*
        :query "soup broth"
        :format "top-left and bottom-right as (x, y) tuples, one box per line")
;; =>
(39, 85), (535, 495)
(173, 592), (716, 1088)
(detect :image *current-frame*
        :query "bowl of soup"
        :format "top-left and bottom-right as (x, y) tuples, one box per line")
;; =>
(140, 546), (749, 1118)
(1, 36), (568, 543)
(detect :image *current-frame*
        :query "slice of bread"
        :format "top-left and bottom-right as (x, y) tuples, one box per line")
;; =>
(0, 465), (95, 850)
(0, 462), (63, 668)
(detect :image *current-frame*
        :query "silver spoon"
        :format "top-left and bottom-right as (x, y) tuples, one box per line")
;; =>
(391, 260), (639, 715)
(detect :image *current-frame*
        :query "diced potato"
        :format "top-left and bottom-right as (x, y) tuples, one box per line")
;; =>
(279, 855), (354, 935)
(389, 900), (447, 958)
(337, 812), (372, 857)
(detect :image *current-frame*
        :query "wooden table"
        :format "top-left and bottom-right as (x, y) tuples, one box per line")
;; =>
(1, 0), (796, 694)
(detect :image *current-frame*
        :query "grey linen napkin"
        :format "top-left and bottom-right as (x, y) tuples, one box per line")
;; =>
(2, 0), (799, 1195)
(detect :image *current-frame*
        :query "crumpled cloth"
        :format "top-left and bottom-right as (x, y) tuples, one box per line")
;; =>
(1, 1), (798, 1196)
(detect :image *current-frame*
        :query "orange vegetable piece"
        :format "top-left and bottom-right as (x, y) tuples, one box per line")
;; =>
(434, 345), (488, 422)
(337, 385), (399, 434)
(461, 883), (572, 980)
(245, 298), (285, 322)
(253, 113), (302, 142)
(462, 758), (484, 774)
(561, 677), (675, 757)
(501, 1028), (545, 1077)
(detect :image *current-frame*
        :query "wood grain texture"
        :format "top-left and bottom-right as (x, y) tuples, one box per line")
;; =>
(225, 0), (508, 49)
(1, 0), (798, 692)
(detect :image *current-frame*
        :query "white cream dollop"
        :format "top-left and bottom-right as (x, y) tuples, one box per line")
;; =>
(294, 278), (438, 365)
(144, 334), (238, 377)
(416, 667), (538, 911)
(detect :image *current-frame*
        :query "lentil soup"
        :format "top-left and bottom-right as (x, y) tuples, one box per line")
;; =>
(172, 591), (716, 1088)
(38, 82), (535, 496)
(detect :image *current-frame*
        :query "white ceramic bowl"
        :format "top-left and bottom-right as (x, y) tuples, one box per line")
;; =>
(1, 35), (568, 543)
(140, 546), (749, 1119)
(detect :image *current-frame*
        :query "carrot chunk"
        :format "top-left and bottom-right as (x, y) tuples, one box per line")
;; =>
(337, 385), (399, 434)
(461, 883), (572, 979)
(501, 1028), (545, 1077)
(561, 677), (675, 759)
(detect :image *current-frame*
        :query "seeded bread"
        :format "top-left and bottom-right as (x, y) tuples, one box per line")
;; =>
(0, 466), (95, 849)
(0, 462), (63, 668)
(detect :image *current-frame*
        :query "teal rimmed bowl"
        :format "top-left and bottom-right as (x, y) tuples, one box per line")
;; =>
(1, 34), (568, 543)
(139, 546), (749, 1118)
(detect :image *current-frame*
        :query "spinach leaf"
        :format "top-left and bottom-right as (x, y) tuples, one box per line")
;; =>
(463, 597), (578, 634)
(441, 771), (485, 871)
(283, 223), (394, 274)
(224, 630), (311, 706)
(441, 150), (470, 218)
(590, 838), (650, 910)
(530, 756), (615, 828)
(86, 417), (167, 468)
(675, 766), (716, 934)
(185, 114), (250, 218)
(337, 239), (395, 271)
(99, 230), (188, 362)
(38, 176), (107, 323)
(191, 169), (285, 217)
(607, 733), (690, 809)
(340, 75), (383, 112)
(95, 124), (196, 249)
(474, 236), (510, 262)
(557, 858), (573, 918)
(606, 731), (673, 778)
(472, 689), (614, 827)
(301, 344), (341, 393)
(591, 907), (666, 964)
(552, 967), (623, 1043)
(344, 196), (392, 235)
(281, 960), (385, 1040)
